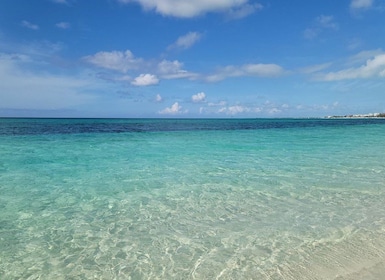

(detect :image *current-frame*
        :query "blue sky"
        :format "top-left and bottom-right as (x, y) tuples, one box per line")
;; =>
(1, 0), (385, 117)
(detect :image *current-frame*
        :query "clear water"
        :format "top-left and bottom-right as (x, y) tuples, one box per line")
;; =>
(1, 118), (385, 279)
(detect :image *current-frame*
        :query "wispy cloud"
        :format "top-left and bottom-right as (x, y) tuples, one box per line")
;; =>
(350, 0), (374, 9)
(304, 15), (338, 39)
(117, 0), (252, 18)
(226, 3), (263, 20)
(206, 63), (285, 82)
(21, 20), (39, 30)
(83, 50), (143, 73)
(346, 49), (384, 65)
(51, 0), (70, 4)
(347, 38), (363, 50)
(84, 50), (199, 86)
(168, 32), (201, 50)
(314, 52), (385, 81)
(56, 22), (71, 29)
(316, 15), (339, 30)
(0, 52), (95, 110)
(5, 40), (64, 57)
(300, 63), (333, 74)
(157, 60), (197, 79)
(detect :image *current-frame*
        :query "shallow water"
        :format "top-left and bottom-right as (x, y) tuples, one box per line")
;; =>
(1, 118), (385, 279)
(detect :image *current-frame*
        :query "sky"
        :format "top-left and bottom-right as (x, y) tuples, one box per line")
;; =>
(1, 0), (385, 118)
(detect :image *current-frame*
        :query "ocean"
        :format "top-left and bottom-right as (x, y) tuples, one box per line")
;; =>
(1, 118), (385, 279)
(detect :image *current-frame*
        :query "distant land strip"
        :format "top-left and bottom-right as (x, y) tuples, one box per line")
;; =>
(326, 113), (385, 119)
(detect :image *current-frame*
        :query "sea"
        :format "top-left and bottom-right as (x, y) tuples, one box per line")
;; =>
(1, 118), (385, 279)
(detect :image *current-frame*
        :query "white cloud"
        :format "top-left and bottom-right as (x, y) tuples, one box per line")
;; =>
(118, 0), (250, 18)
(155, 94), (162, 102)
(347, 38), (363, 50)
(200, 99), (303, 116)
(300, 63), (332, 74)
(350, 0), (373, 9)
(316, 15), (338, 30)
(206, 63), (284, 82)
(21, 20), (39, 30)
(114, 75), (132, 82)
(303, 28), (318, 40)
(346, 49), (384, 65)
(168, 32), (201, 50)
(208, 100), (227, 107)
(267, 108), (281, 114)
(315, 53), (385, 81)
(131, 73), (159, 86)
(304, 15), (338, 39)
(157, 59), (197, 79)
(221, 105), (250, 115)
(56, 22), (70, 29)
(84, 52), (198, 84)
(83, 50), (142, 73)
(16, 41), (64, 57)
(0, 53), (95, 110)
(159, 102), (186, 115)
(226, 3), (263, 19)
(158, 59), (183, 74)
(243, 64), (284, 76)
(191, 92), (206, 103)
(216, 104), (262, 115)
(51, 0), (69, 4)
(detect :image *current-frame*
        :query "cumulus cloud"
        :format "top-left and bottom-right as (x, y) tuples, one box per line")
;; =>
(83, 50), (142, 73)
(191, 92), (206, 103)
(118, 0), (252, 18)
(168, 32), (201, 50)
(315, 53), (385, 81)
(21, 20), (39, 30)
(157, 59), (197, 79)
(56, 22), (70, 29)
(159, 102), (186, 115)
(206, 63), (284, 82)
(131, 74), (159, 86)
(350, 0), (373, 9)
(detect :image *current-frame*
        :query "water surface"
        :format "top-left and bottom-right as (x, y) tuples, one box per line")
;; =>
(1, 118), (385, 279)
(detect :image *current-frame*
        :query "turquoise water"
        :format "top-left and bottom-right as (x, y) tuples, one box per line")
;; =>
(1, 118), (385, 279)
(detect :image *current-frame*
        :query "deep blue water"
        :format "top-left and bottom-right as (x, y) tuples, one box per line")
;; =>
(1, 118), (384, 135)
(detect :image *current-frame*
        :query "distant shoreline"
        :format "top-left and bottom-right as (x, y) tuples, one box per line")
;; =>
(326, 113), (385, 119)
